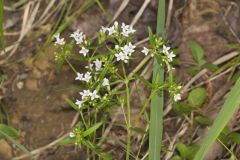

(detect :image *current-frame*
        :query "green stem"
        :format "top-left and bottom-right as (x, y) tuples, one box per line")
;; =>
(122, 63), (131, 160)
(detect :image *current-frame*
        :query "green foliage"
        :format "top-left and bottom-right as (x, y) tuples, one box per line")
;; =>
(188, 87), (207, 108)
(189, 41), (206, 66)
(176, 142), (199, 160)
(173, 102), (192, 116)
(0, 124), (19, 139)
(195, 115), (212, 126)
(149, 0), (165, 159)
(194, 77), (240, 160)
(227, 132), (240, 144)
(187, 41), (218, 76)
(0, 124), (35, 159)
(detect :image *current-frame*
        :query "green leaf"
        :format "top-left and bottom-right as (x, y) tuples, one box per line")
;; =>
(0, 129), (36, 160)
(202, 63), (218, 72)
(173, 102), (192, 116)
(218, 127), (231, 144)
(227, 132), (240, 144)
(0, 124), (19, 139)
(194, 77), (240, 160)
(188, 88), (207, 108)
(56, 58), (65, 72)
(58, 137), (76, 145)
(186, 144), (199, 160)
(149, 0), (165, 159)
(148, 27), (156, 47)
(186, 66), (201, 76)
(82, 122), (102, 137)
(176, 142), (188, 158)
(189, 41), (206, 65)
(195, 116), (213, 126)
(170, 155), (182, 160)
(64, 97), (79, 111)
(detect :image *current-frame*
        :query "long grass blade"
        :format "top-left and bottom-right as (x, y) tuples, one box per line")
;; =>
(149, 0), (165, 159)
(194, 77), (240, 160)
(0, 129), (36, 160)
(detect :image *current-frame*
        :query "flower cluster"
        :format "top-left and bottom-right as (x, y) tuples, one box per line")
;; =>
(101, 22), (135, 37)
(53, 21), (182, 142)
(115, 42), (136, 63)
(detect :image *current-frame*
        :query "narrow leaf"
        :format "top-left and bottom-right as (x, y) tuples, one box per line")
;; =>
(0, 124), (19, 139)
(82, 122), (102, 137)
(194, 78), (240, 160)
(149, 0), (165, 159)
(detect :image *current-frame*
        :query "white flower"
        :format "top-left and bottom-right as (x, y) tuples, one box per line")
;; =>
(141, 47), (149, 56)
(70, 30), (84, 44)
(121, 23), (136, 37)
(101, 22), (118, 35)
(85, 64), (93, 70)
(167, 51), (176, 62)
(163, 45), (170, 53)
(114, 21), (118, 28)
(83, 72), (92, 82)
(93, 59), (102, 71)
(115, 52), (129, 63)
(108, 26), (116, 35)
(101, 26), (108, 33)
(79, 47), (89, 57)
(69, 132), (75, 138)
(90, 90), (100, 100)
(75, 99), (83, 109)
(80, 89), (91, 100)
(75, 72), (83, 81)
(121, 43), (136, 56)
(115, 45), (120, 49)
(102, 78), (109, 86)
(54, 33), (65, 45)
(174, 93), (181, 102)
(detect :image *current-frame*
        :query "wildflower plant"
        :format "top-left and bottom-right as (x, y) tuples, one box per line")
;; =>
(54, 22), (181, 159)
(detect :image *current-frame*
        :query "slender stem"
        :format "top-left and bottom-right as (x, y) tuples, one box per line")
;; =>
(125, 82), (131, 160)
(122, 62), (131, 160)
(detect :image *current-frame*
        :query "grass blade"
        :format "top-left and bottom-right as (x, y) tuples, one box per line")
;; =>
(149, 0), (165, 159)
(0, 129), (36, 160)
(194, 77), (240, 160)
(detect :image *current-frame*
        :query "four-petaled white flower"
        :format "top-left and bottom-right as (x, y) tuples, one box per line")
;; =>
(121, 43), (136, 56)
(141, 47), (149, 56)
(101, 22), (118, 35)
(93, 59), (102, 71)
(83, 72), (92, 82)
(75, 72), (83, 81)
(85, 64), (93, 70)
(70, 30), (84, 44)
(174, 93), (181, 102)
(69, 132), (76, 138)
(90, 90), (100, 100)
(79, 47), (89, 57)
(102, 78), (109, 86)
(163, 45), (170, 53)
(167, 51), (176, 62)
(54, 33), (65, 45)
(80, 89), (91, 100)
(121, 23), (136, 37)
(115, 52), (129, 63)
(75, 99), (83, 109)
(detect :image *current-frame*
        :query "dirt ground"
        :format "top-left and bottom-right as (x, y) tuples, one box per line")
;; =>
(1, 0), (240, 159)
